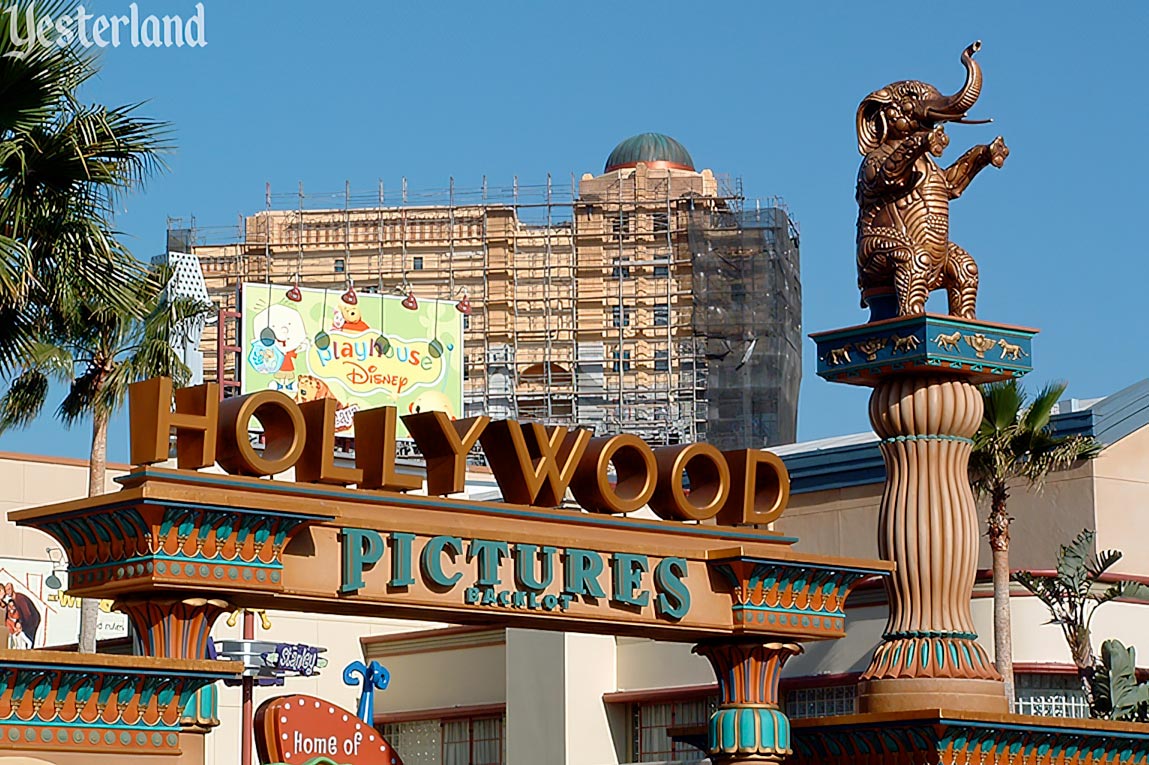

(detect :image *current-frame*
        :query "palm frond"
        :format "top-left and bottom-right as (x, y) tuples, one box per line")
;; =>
(1023, 380), (1069, 434)
(0, 367), (50, 431)
(980, 380), (1026, 433)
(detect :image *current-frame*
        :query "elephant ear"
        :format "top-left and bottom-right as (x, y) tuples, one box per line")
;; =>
(856, 89), (892, 155)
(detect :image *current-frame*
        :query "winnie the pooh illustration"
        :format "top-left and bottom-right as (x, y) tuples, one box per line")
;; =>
(335, 298), (370, 333)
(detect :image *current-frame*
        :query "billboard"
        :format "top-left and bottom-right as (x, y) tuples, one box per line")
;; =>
(1, 557), (128, 649)
(240, 283), (463, 438)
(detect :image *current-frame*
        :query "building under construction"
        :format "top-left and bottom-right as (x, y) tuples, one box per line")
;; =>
(177, 133), (801, 450)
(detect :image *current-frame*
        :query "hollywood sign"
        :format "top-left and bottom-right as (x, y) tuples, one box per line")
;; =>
(10, 377), (883, 646)
(129, 377), (789, 526)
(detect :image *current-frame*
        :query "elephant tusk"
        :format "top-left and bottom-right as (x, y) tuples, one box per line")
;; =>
(951, 117), (994, 124)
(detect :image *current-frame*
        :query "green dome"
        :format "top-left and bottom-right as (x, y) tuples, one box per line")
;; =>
(604, 133), (695, 173)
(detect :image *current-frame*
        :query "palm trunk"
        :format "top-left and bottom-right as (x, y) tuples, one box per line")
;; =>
(78, 407), (109, 653)
(988, 485), (1014, 710)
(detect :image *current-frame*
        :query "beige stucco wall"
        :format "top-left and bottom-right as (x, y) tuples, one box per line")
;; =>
(776, 452), (1121, 574)
(1093, 425), (1149, 574)
(615, 637), (712, 692)
(0, 454), (123, 560)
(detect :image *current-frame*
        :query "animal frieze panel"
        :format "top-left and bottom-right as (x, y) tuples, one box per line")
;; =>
(813, 315), (1035, 386)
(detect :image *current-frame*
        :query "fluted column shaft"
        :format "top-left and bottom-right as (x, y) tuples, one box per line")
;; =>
(861, 376), (1000, 683)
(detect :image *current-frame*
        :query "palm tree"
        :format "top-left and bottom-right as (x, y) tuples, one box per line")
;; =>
(1, 0), (170, 365)
(0, 266), (207, 651)
(0, 1), (171, 652)
(1014, 529), (1149, 714)
(969, 379), (1103, 707)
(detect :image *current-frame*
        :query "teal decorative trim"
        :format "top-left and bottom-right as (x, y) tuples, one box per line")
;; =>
(883, 630), (978, 640)
(21, 499), (333, 595)
(0, 656), (233, 754)
(793, 715), (1149, 765)
(812, 315), (1036, 387)
(708, 557), (887, 638)
(881, 434), (974, 445)
(710, 706), (791, 757)
(862, 634), (999, 681)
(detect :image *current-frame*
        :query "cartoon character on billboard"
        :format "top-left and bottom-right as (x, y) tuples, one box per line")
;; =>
(295, 375), (361, 432)
(2, 582), (40, 650)
(247, 342), (284, 376)
(333, 296), (371, 333)
(251, 304), (310, 394)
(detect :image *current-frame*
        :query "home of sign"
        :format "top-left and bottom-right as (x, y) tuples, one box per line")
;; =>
(9, 377), (890, 762)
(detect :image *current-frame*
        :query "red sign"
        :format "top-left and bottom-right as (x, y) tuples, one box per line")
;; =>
(255, 695), (403, 765)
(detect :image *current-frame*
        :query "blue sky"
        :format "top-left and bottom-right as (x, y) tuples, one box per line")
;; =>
(3, 1), (1147, 462)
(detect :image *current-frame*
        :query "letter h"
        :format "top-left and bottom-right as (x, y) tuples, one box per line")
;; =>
(128, 377), (219, 469)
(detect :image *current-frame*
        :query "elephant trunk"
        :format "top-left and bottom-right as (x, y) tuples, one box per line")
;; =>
(921, 41), (983, 120)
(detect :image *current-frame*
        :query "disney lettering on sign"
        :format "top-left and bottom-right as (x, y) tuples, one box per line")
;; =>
(240, 282), (463, 439)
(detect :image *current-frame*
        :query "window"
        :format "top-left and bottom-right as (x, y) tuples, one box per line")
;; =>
(443, 717), (503, 765)
(654, 349), (669, 371)
(612, 211), (631, 236)
(654, 303), (669, 327)
(378, 720), (440, 764)
(334, 258), (346, 273)
(653, 264), (669, 278)
(1014, 673), (1089, 718)
(464, 314), (471, 330)
(631, 697), (714, 762)
(784, 684), (857, 719)
(380, 716), (505, 765)
(652, 210), (669, 233)
(612, 264), (631, 278)
(612, 305), (630, 327)
(731, 282), (747, 305)
(612, 349), (632, 372)
(413, 256), (424, 270)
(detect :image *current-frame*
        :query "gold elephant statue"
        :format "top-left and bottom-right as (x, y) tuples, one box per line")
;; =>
(855, 41), (1009, 320)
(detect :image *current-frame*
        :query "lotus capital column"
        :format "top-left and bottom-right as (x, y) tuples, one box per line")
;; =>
(694, 640), (802, 765)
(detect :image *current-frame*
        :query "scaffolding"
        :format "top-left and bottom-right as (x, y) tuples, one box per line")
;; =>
(177, 168), (800, 450)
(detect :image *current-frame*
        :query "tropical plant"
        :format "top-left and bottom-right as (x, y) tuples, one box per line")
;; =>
(1014, 529), (1149, 714)
(0, 0), (171, 652)
(1090, 639), (1149, 722)
(1, 0), (169, 364)
(969, 379), (1103, 706)
(0, 266), (206, 650)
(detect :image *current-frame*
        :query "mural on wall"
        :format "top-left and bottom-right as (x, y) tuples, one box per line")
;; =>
(0, 558), (128, 649)
(240, 283), (463, 438)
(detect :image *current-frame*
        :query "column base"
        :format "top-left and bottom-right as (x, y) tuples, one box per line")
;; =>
(861, 635), (1000, 681)
(858, 677), (1008, 714)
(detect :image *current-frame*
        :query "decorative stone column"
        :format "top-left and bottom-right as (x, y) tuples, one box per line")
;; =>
(812, 314), (1037, 714)
(694, 641), (802, 765)
(115, 597), (232, 661)
(858, 374), (1003, 711)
